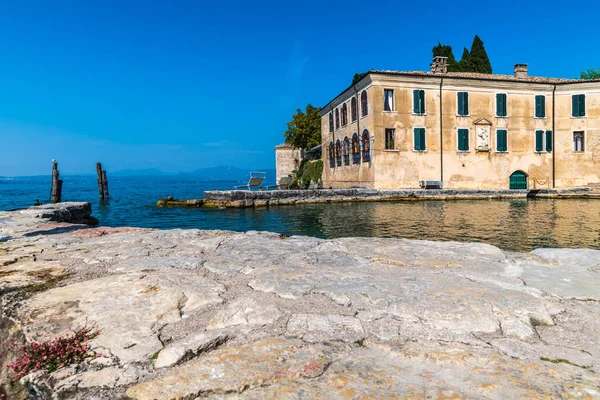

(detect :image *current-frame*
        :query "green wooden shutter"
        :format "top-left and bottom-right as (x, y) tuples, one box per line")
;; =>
(535, 130), (544, 152)
(420, 128), (426, 150)
(536, 95), (545, 118)
(546, 130), (553, 152)
(413, 90), (419, 113)
(464, 92), (469, 115)
(414, 128), (421, 150)
(572, 95), (578, 117)
(458, 92), (465, 115)
(497, 130), (507, 152)
(496, 94), (507, 117)
(419, 90), (425, 114)
(580, 94), (586, 116)
(458, 129), (469, 151)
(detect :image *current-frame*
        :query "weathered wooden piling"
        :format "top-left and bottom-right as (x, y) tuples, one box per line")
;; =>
(51, 161), (62, 203)
(96, 162), (105, 200)
(101, 170), (109, 199)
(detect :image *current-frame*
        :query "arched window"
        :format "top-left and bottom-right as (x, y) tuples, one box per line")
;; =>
(335, 108), (340, 130)
(328, 112), (333, 133)
(352, 133), (360, 164)
(362, 129), (370, 162)
(360, 90), (368, 117)
(351, 97), (357, 122)
(328, 141), (335, 168)
(341, 103), (348, 126)
(343, 137), (350, 165)
(335, 139), (342, 167)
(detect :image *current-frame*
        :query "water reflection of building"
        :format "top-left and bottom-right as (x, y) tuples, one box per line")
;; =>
(305, 200), (600, 251)
(320, 58), (600, 190)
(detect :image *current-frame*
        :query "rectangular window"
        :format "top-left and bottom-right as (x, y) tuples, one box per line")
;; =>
(574, 131), (585, 152)
(385, 128), (395, 150)
(496, 93), (507, 117)
(546, 130), (553, 152)
(457, 128), (469, 151)
(413, 128), (426, 151)
(535, 95), (546, 118)
(413, 90), (426, 114)
(535, 130), (544, 152)
(496, 129), (508, 152)
(384, 89), (394, 111)
(572, 94), (586, 117)
(457, 92), (469, 116)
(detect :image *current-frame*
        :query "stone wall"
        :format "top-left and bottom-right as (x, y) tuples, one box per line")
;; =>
(202, 187), (596, 208)
(274, 144), (302, 182)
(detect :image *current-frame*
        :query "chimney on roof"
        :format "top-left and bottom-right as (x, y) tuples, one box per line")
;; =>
(430, 56), (448, 74)
(514, 64), (528, 79)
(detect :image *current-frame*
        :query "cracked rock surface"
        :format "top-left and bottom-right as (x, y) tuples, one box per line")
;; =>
(0, 203), (599, 399)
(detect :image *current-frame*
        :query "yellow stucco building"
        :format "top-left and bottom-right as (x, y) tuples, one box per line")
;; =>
(320, 58), (600, 190)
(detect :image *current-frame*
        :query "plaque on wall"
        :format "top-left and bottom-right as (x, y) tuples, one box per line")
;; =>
(474, 118), (492, 152)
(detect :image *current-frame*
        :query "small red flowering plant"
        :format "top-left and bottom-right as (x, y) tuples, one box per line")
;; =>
(5, 320), (102, 380)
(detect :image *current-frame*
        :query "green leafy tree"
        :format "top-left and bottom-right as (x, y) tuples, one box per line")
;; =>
(467, 35), (492, 74)
(284, 104), (321, 149)
(580, 68), (600, 79)
(352, 72), (368, 85)
(432, 42), (460, 72)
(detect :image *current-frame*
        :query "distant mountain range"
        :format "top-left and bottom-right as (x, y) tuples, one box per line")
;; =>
(110, 166), (276, 182)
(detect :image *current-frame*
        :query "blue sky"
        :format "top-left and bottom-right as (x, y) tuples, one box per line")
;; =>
(0, 0), (597, 176)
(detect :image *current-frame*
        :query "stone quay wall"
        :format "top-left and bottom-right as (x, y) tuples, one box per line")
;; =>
(201, 187), (598, 208)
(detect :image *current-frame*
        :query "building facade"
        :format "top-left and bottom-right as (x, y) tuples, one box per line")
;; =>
(320, 58), (600, 190)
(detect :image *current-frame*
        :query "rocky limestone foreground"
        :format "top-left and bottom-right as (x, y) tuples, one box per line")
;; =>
(0, 203), (599, 399)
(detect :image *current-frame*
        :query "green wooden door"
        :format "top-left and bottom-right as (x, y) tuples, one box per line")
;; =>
(509, 171), (528, 190)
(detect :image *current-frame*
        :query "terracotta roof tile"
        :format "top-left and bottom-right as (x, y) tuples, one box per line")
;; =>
(370, 70), (600, 84)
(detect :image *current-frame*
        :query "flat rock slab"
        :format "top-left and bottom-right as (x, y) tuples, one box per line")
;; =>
(522, 248), (600, 300)
(19, 271), (225, 364)
(127, 338), (331, 399)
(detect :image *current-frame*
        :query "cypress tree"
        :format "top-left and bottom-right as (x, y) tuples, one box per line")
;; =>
(457, 48), (472, 72)
(468, 35), (492, 74)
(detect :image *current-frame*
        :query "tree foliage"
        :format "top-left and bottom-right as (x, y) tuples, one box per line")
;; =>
(432, 42), (460, 72)
(284, 104), (321, 149)
(352, 72), (368, 85)
(432, 35), (492, 74)
(468, 35), (492, 74)
(580, 68), (600, 79)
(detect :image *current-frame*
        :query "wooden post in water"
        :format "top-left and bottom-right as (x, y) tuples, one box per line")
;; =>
(51, 161), (62, 203)
(96, 162), (105, 200)
(56, 179), (63, 203)
(101, 170), (109, 199)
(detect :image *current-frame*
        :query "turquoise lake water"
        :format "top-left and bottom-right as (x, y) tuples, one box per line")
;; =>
(1, 175), (600, 252)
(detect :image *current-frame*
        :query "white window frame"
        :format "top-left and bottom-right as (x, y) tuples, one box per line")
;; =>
(384, 128), (396, 150)
(383, 89), (395, 112)
(412, 89), (427, 115)
(573, 131), (585, 152)
(534, 94), (546, 119)
(412, 126), (427, 152)
(456, 92), (470, 116)
(457, 127), (470, 152)
(534, 130), (547, 153)
(495, 128), (509, 153)
(495, 92), (508, 118)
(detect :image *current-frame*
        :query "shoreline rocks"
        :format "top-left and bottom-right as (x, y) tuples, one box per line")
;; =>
(0, 204), (599, 399)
